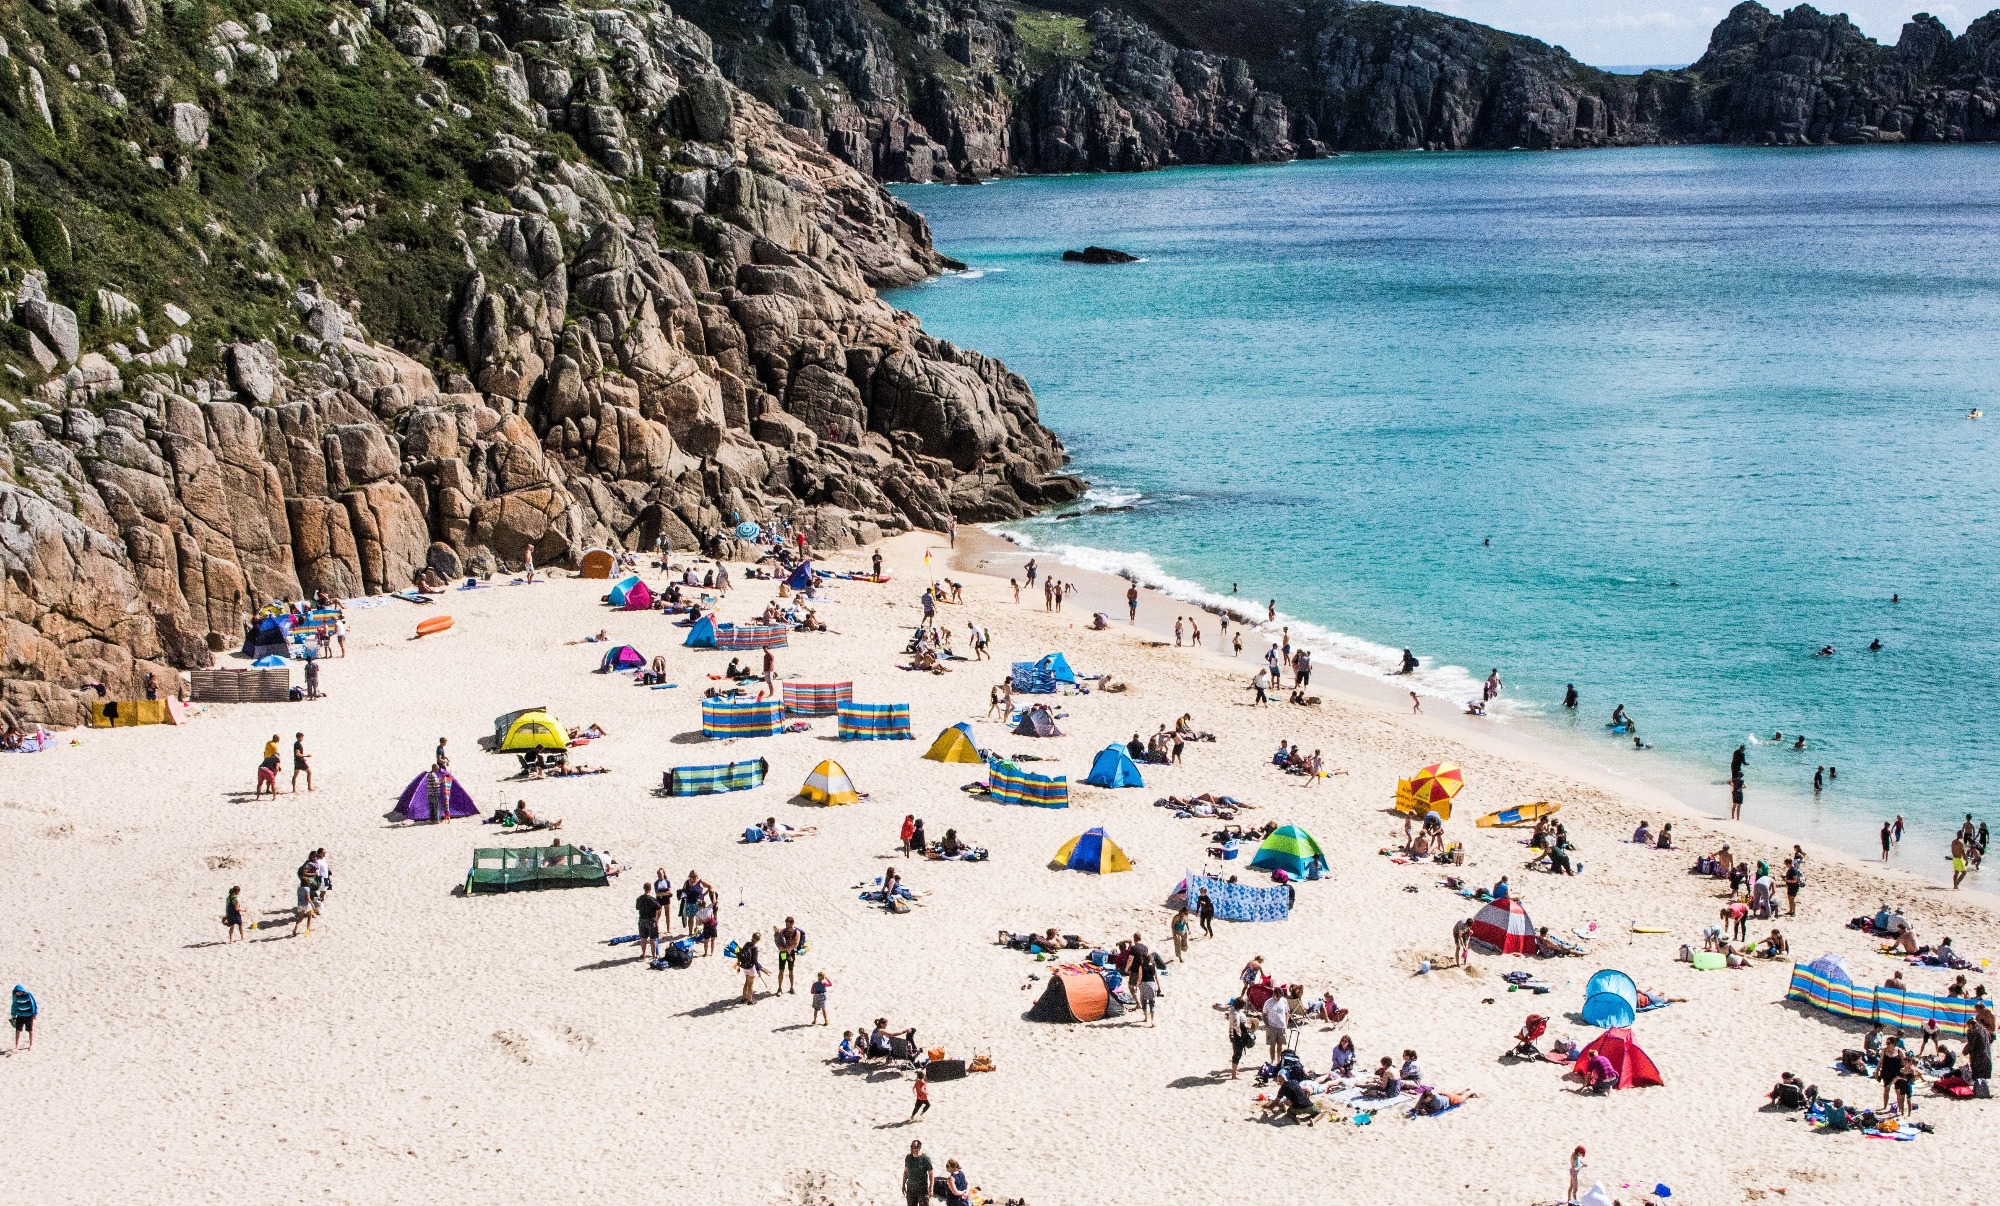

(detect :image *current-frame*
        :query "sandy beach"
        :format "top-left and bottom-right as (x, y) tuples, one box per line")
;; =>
(3, 530), (1995, 1205)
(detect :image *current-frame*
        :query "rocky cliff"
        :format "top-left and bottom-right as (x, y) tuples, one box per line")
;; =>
(0, 0), (1080, 726)
(685, 0), (2000, 177)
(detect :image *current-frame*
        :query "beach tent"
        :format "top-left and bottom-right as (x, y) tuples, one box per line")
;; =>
(701, 699), (785, 739)
(718, 623), (789, 650)
(990, 762), (1068, 808)
(785, 562), (816, 591)
(1248, 824), (1328, 878)
(1476, 801), (1559, 828)
(799, 760), (861, 806)
(1177, 872), (1292, 923)
(837, 702), (912, 740)
(599, 644), (645, 672)
(923, 722), (983, 764)
(1038, 653), (1077, 683)
(1083, 744), (1144, 788)
(606, 576), (643, 607)
(241, 614), (294, 659)
(662, 758), (768, 796)
(1571, 1028), (1663, 1089)
(397, 769), (479, 821)
(684, 615), (718, 648)
(1010, 660), (1057, 694)
(781, 681), (851, 717)
(1581, 993), (1637, 1028)
(465, 845), (609, 894)
(1468, 897), (1536, 955)
(1395, 761), (1466, 820)
(1013, 708), (1062, 738)
(1585, 969), (1638, 1008)
(619, 581), (655, 612)
(578, 549), (615, 579)
(1027, 964), (1124, 1023)
(88, 699), (186, 727)
(1052, 827), (1131, 874)
(498, 709), (568, 752)
(251, 655), (289, 668)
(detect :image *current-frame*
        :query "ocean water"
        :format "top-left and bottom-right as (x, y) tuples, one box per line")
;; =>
(886, 147), (2000, 870)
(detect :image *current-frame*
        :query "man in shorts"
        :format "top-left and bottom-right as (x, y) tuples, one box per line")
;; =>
(1128, 932), (1157, 1027)
(291, 732), (313, 793)
(774, 917), (802, 994)
(635, 884), (662, 959)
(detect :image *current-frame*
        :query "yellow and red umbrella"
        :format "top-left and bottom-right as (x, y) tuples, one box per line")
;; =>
(1395, 761), (1466, 820)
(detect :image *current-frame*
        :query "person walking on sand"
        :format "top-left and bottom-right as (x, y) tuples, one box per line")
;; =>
(908, 1068), (931, 1121)
(811, 972), (831, 1025)
(224, 885), (245, 943)
(1227, 997), (1255, 1079)
(255, 734), (281, 799)
(1127, 584), (1139, 623)
(1567, 1145), (1586, 1205)
(1410, 691), (1422, 714)
(1198, 887), (1215, 938)
(1171, 905), (1191, 961)
(291, 868), (316, 937)
(304, 657), (320, 700)
(1130, 932), (1158, 1026)
(290, 731), (313, 793)
(902, 1141), (933, 1206)
(1251, 667), (1270, 705)
(1232, 631), (1243, 657)
(774, 917), (802, 994)
(737, 931), (764, 1003)
(636, 883), (662, 959)
(10, 985), (35, 1051)
(1175, 617), (1184, 647)
(761, 646), (776, 694)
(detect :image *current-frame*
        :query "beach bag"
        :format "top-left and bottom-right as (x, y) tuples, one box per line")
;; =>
(927, 1058), (968, 1082)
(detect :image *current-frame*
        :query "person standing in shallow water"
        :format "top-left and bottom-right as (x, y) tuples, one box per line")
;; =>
(1563, 684), (1577, 710)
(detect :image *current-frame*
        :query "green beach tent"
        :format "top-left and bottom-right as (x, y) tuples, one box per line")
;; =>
(1248, 824), (1327, 878)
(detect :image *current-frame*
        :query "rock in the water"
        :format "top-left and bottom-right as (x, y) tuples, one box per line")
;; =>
(1061, 247), (1139, 264)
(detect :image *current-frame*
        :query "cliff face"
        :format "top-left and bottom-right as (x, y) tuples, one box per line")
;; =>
(0, 0), (1080, 727)
(686, 0), (2000, 177)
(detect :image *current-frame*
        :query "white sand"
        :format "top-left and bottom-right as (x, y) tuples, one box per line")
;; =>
(2, 530), (1994, 1205)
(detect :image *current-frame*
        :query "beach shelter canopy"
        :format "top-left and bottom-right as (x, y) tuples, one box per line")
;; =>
(1572, 1028), (1663, 1089)
(1396, 761), (1466, 820)
(786, 562), (816, 590)
(1013, 708), (1062, 738)
(662, 758), (768, 796)
(578, 549), (614, 579)
(923, 722), (983, 764)
(606, 576), (642, 607)
(782, 681), (852, 717)
(684, 615), (718, 647)
(498, 709), (567, 752)
(1585, 969), (1638, 1008)
(837, 702), (912, 740)
(799, 760), (861, 806)
(1580, 992), (1637, 1028)
(1083, 744), (1144, 788)
(990, 761), (1068, 808)
(600, 644), (645, 672)
(1468, 896), (1535, 955)
(251, 654), (289, 668)
(465, 845), (609, 894)
(1027, 964), (1123, 1023)
(1053, 827), (1131, 874)
(1248, 824), (1328, 877)
(397, 769), (479, 821)
(88, 699), (186, 727)
(241, 614), (293, 659)
(1038, 653), (1077, 683)
(701, 699), (785, 739)
(619, 581), (654, 611)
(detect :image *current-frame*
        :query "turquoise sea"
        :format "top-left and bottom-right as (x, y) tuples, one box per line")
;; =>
(886, 148), (2000, 874)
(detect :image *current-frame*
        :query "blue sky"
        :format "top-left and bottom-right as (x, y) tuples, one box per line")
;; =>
(1425, 1), (1973, 67)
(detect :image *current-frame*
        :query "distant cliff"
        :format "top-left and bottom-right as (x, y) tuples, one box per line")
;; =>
(682, 0), (2000, 180)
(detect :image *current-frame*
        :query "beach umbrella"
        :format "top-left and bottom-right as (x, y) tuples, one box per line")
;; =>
(1396, 761), (1466, 819)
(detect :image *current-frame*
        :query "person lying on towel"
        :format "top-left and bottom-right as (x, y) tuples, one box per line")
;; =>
(1413, 1089), (1476, 1115)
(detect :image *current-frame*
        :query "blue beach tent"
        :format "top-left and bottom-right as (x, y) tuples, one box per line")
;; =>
(1039, 653), (1077, 683)
(1585, 969), (1638, 1008)
(606, 576), (643, 607)
(683, 615), (718, 648)
(1582, 992), (1638, 1028)
(1083, 744), (1144, 789)
(786, 561), (815, 590)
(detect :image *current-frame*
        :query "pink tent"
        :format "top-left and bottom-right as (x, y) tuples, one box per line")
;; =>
(620, 581), (654, 611)
(1468, 896), (1536, 955)
(397, 770), (478, 821)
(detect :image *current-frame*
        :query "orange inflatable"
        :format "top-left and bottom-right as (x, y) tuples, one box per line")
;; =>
(415, 615), (455, 638)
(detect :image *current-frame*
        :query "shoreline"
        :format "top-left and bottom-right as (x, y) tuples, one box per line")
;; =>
(952, 525), (1993, 902)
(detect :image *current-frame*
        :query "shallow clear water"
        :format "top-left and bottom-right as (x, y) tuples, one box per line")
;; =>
(886, 147), (2000, 866)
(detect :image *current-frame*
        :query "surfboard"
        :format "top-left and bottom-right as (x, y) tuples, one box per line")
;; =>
(1476, 801), (1560, 828)
(415, 615), (454, 638)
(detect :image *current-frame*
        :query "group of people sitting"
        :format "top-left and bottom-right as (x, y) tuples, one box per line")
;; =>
(515, 749), (608, 780)
(1629, 820), (1675, 849)
(1270, 741), (1332, 779)
(1407, 812), (1452, 860)
(1255, 1038), (1474, 1124)
(834, 1019), (921, 1065)
(903, 623), (957, 672)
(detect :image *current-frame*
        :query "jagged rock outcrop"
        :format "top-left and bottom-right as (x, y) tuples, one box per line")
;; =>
(0, 0), (1080, 727)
